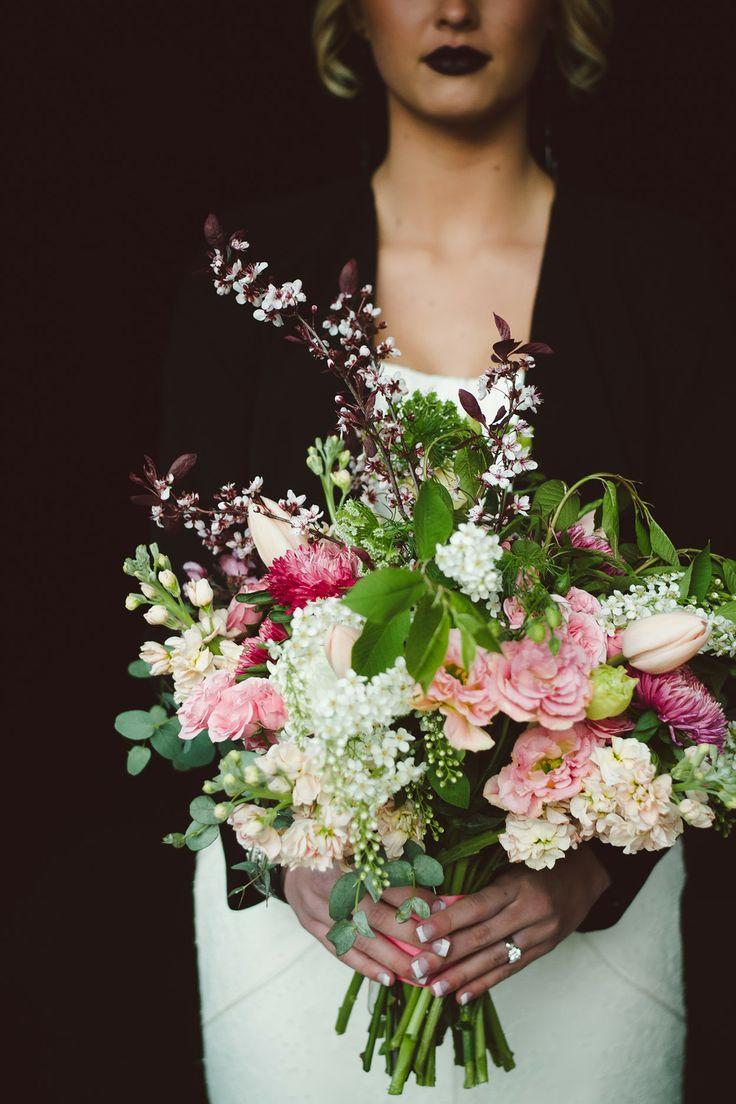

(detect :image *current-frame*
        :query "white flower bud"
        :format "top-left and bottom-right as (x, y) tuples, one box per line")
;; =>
(214, 802), (234, 822)
(186, 578), (214, 607)
(143, 604), (169, 626)
(125, 593), (145, 610)
(140, 582), (158, 600)
(158, 569), (179, 595)
(330, 469), (351, 492)
(243, 764), (262, 785)
(202, 780), (218, 794)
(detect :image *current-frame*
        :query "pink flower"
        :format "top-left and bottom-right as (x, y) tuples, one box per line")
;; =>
(219, 553), (250, 579)
(236, 618), (289, 673)
(415, 630), (497, 751)
(636, 666), (727, 747)
(566, 610), (607, 669)
(487, 636), (592, 730)
(565, 587), (601, 617)
(264, 541), (360, 613)
(226, 576), (266, 634)
(208, 678), (288, 748)
(566, 520), (622, 575)
(606, 630), (625, 660)
(183, 561), (208, 581)
(585, 712), (635, 741)
(177, 670), (234, 740)
(503, 597), (525, 630)
(484, 722), (600, 817)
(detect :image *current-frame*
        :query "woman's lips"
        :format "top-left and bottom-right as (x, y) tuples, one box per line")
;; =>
(422, 45), (491, 76)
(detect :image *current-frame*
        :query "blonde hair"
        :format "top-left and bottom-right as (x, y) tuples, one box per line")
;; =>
(313, 0), (613, 99)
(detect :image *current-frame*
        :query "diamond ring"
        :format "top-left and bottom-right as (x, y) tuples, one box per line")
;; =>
(505, 939), (522, 965)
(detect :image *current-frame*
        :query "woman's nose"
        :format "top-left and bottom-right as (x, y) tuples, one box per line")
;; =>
(435, 0), (480, 33)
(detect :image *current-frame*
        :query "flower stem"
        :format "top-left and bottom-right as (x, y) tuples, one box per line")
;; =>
(362, 984), (387, 1071)
(389, 983), (420, 1049)
(483, 990), (515, 1071)
(388, 987), (433, 1095)
(473, 997), (489, 1084)
(335, 971), (364, 1035)
(460, 1005), (477, 1088)
(413, 994), (444, 1079)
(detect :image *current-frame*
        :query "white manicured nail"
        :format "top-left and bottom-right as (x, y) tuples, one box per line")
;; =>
(458, 992), (472, 1006)
(431, 979), (448, 997)
(416, 925), (432, 943)
(415, 974), (428, 985)
(411, 956), (429, 979)
(432, 938), (450, 958)
(430, 899), (446, 914)
(377, 971), (391, 987)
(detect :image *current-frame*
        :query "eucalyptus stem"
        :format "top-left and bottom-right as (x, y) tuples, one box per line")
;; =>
(362, 984), (387, 1072)
(335, 971), (364, 1035)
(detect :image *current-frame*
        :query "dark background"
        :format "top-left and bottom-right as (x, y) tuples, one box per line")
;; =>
(8, 2), (735, 1100)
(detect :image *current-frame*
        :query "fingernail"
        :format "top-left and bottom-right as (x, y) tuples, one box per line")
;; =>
(431, 899), (446, 914)
(411, 956), (429, 979)
(415, 975), (428, 986)
(432, 938), (450, 958)
(377, 971), (391, 987)
(458, 991), (472, 1006)
(416, 924), (433, 943)
(431, 979), (448, 997)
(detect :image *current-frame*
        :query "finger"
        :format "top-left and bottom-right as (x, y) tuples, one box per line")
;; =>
(352, 929), (419, 980)
(425, 923), (549, 1000)
(310, 920), (396, 987)
(418, 897), (536, 971)
(456, 931), (554, 1004)
(363, 898), (434, 951)
(414, 881), (519, 946)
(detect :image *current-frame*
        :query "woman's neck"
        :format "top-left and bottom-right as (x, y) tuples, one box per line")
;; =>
(372, 95), (551, 252)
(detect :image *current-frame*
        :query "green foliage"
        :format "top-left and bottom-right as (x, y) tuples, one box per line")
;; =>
(405, 596), (450, 691)
(127, 659), (152, 679)
(649, 518), (679, 566)
(329, 871), (365, 921)
(533, 479), (566, 517)
(353, 910), (375, 939)
(115, 710), (156, 741)
(351, 611), (411, 678)
(174, 730), (216, 770)
(333, 499), (407, 567)
(719, 600), (736, 624)
(184, 822), (219, 851)
(189, 795), (219, 825)
(556, 493), (581, 530)
(327, 919), (357, 956)
(151, 719), (183, 760)
(631, 708), (660, 743)
(635, 514), (651, 556)
(723, 559), (736, 595)
(400, 390), (465, 468)
(344, 568), (426, 622)
(453, 445), (486, 502)
(427, 764), (470, 809)
(414, 480), (454, 561)
(601, 481), (619, 555)
(412, 853), (443, 888)
(383, 860), (414, 886)
(126, 745), (151, 775)
(396, 895), (431, 923)
(689, 545), (712, 602)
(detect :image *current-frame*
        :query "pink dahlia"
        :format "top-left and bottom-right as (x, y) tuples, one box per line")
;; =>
(487, 635), (592, 731)
(636, 666), (727, 747)
(484, 722), (601, 817)
(264, 541), (360, 613)
(236, 618), (289, 673)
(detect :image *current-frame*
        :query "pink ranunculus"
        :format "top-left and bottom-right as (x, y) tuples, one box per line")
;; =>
(226, 576), (266, 634)
(606, 629), (625, 660)
(503, 597), (525, 630)
(566, 610), (607, 669)
(483, 722), (600, 817)
(487, 636), (592, 731)
(415, 630), (498, 751)
(207, 678), (288, 748)
(565, 587), (601, 617)
(177, 669), (234, 740)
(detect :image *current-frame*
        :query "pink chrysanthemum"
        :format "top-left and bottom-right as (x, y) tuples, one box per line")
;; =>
(236, 618), (288, 674)
(566, 524), (622, 575)
(264, 541), (360, 613)
(636, 666), (727, 747)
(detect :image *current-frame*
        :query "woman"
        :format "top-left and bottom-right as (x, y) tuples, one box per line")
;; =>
(162, 3), (730, 1101)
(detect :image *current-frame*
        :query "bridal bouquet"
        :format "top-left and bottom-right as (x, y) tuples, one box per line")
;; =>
(119, 219), (736, 1093)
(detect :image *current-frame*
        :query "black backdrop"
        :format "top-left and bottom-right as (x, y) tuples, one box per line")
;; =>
(8, 2), (735, 1101)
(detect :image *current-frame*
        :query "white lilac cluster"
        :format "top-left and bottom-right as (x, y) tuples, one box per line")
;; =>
(435, 522), (503, 611)
(569, 737), (684, 853)
(269, 598), (423, 870)
(597, 572), (736, 658)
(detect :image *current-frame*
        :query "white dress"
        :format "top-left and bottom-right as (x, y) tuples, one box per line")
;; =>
(194, 366), (685, 1103)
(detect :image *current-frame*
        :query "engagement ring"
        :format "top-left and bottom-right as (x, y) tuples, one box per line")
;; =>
(505, 940), (522, 965)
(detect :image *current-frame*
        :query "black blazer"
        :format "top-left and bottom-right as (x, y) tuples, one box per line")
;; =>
(161, 175), (733, 927)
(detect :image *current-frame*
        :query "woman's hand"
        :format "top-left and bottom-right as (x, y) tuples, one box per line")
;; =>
(283, 866), (437, 987)
(390, 847), (611, 1004)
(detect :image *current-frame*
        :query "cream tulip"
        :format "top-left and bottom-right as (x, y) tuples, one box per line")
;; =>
(247, 497), (307, 567)
(325, 624), (361, 678)
(621, 611), (710, 674)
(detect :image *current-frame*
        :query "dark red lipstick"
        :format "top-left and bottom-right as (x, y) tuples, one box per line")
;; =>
(422, 45), (490, 76)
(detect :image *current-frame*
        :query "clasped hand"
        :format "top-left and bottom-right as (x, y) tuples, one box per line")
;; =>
(283, 847), (610, 1005)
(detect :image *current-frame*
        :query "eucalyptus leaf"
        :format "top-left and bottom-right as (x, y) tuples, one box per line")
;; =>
(115, 710), (156, 742)
(412, 853), (444, 888)
(401, 840), (424, 862)
(327, 919), (357, 956)
(329, 871), (364, 921)
(383, 860), (414, 887)
(174, 730), (216, 770)
(395, 898), (414, 923)
(149, 704), (168, 725)
(189, 795), (219, 825)
(127, 659), (152, 679)
(343, 568), (426, 622)
(126, 745), (151, 775)
(414, 480), (454, 561)
(184, 822), (219, 851)
(151, 722), (183, 760)
(409, 896), (431, 920)
(353, 910), (375, 939)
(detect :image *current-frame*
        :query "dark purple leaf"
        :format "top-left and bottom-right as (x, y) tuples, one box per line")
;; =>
(203, 213), (225, 249)
(493, 313), (512, 341)
(458, 389), (487, 426)
(284, 334), (307, 345)
(493, 406), (507, 423)
(339, 259), (359, 296)
(168, 452), (198, 480)
(492, 338), (518, 360)
(515, 341), (554, 356)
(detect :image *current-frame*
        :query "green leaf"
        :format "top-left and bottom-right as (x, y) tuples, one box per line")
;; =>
(401, 841), (424, 862)
(459, 627), (476, 672)
(678, 562), (693, 600)
(453, 446), (485, 500)
(343, 568), (426, 622)
(409, 896), (431, 920)
(723, 559), (736, 595)
(556, 493), (581, 531)
(412, 853), (444, 888)
(601, 481), (619, 555)
(414, 480), (454, 561)
(162, 832), (186, 848)
(533, 479), (567, 517)
(395, 897), (415, 923)
(632, 708), (660, 743)
(351, 610), (411, 678)
(634, 514), (651, 556)
(427, 765), (470, 809)
(405, 597), (450, 691)
(327, 919), (357, 956)
(329, 871), (365, 921)
(151, 720), (183, 760)
(174, 730), (216, 770)
(649, 519), (679, 566)
(435, 829), (501, 866)
(126, 745), (151, 775)
(149, 704), (168, 725)
(364, 872), (383, 904)
(184, 822), (219, 851)
(231, 860), (257, 874)
(189, 795), (219, 825)
(383, 860), (414, 887)
(115, 710), (156, 741)
(353, 910), (375, 939)
(689, 545), (712, 603)
(510, 539), (547, 569)
(717, 600), (736, 624)
(127, 659), (152, 679)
